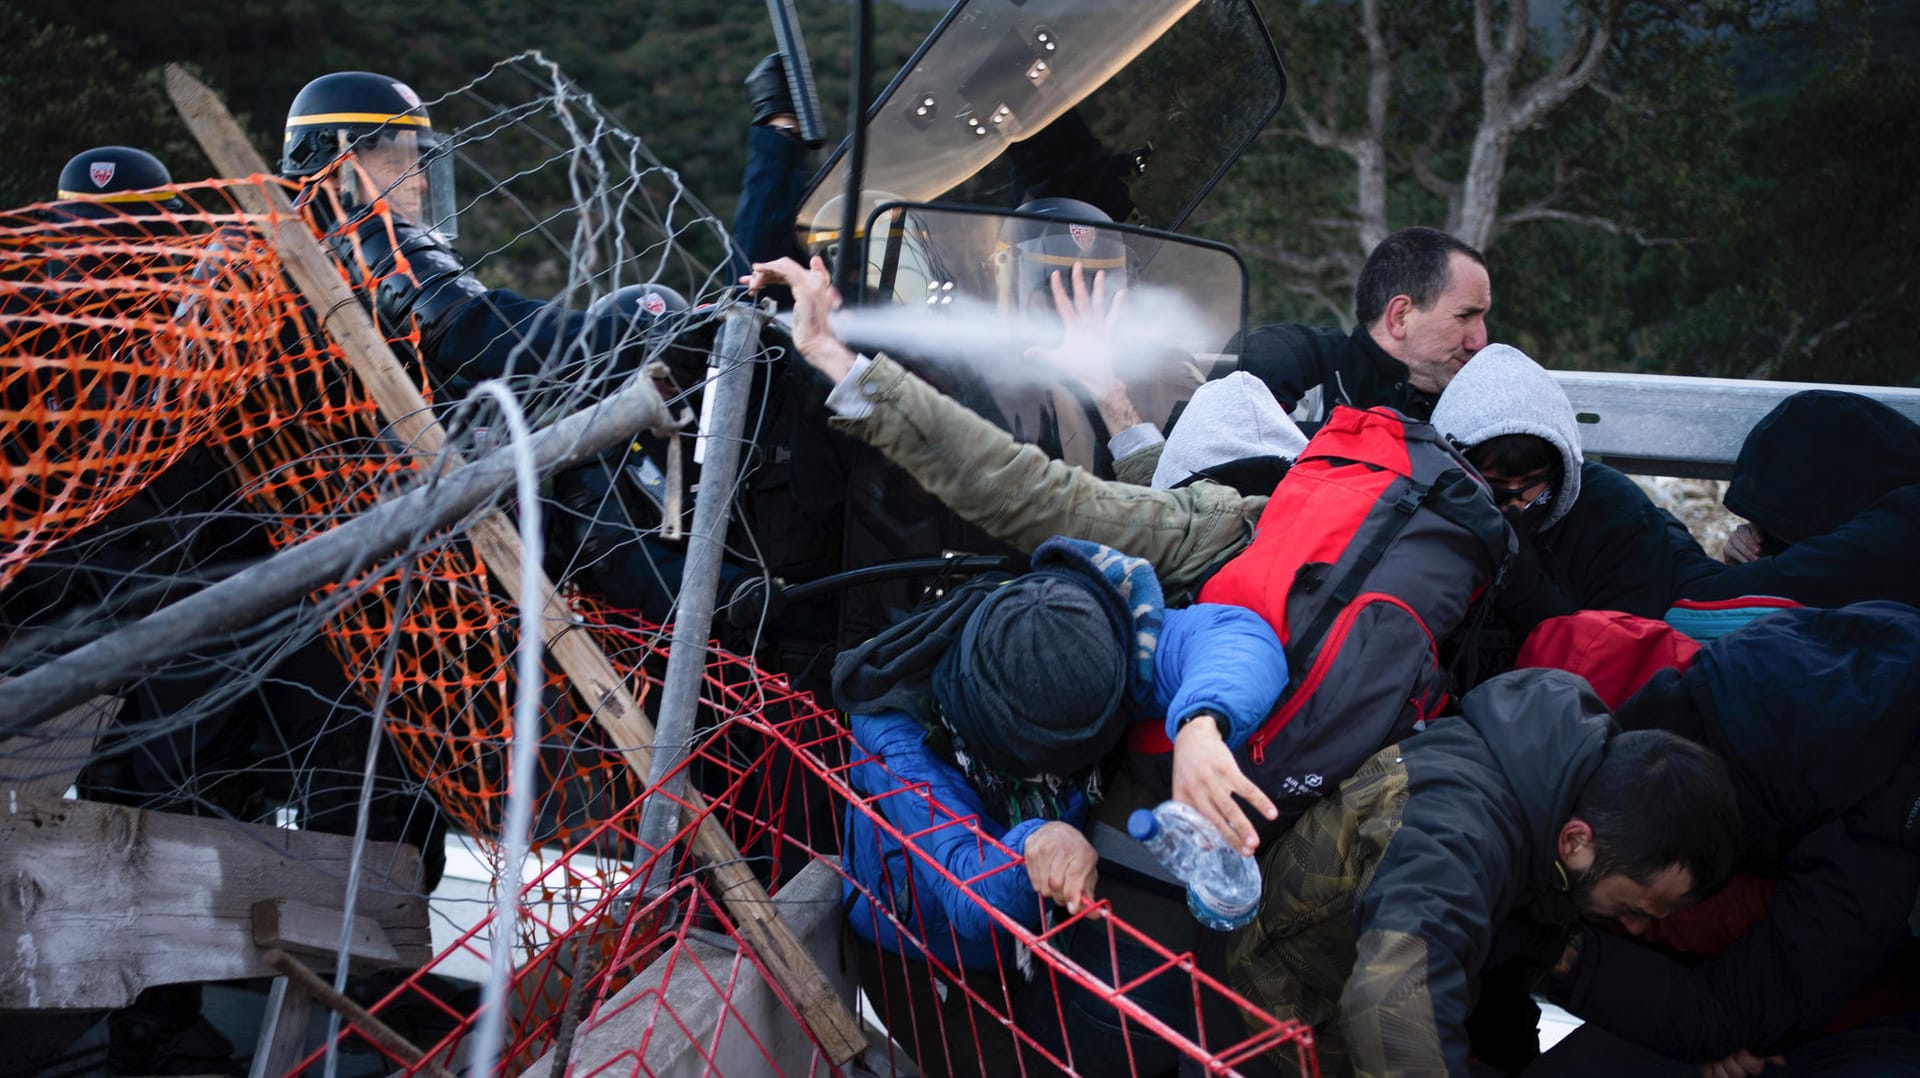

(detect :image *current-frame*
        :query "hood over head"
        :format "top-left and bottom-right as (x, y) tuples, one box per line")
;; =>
(1457, 668), (1614, 904)
(1684, 600), (1920, 850)
(1153, 371), (1307, 489)
(1431, 344), (1583, 531)
(1725, 390), (1920, 545)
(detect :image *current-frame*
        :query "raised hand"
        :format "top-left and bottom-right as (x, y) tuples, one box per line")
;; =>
(743, 255), (856, 381)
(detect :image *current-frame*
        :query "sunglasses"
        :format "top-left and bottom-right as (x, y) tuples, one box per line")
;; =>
(1488, 477), (1555, 511)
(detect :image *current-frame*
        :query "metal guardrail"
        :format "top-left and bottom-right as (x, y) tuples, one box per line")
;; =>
(1550, 372), (1920, 479)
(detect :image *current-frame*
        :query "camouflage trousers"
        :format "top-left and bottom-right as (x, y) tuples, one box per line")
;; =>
(1225, 744), (1444, 1077)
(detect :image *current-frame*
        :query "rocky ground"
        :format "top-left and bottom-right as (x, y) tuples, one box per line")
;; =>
(1632, 475), (1740, 558)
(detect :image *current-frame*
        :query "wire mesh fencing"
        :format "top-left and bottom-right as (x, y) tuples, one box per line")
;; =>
(281, 671), (1318, 1077)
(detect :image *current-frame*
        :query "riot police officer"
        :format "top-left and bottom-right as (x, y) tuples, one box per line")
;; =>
(280, 70), (720, 617)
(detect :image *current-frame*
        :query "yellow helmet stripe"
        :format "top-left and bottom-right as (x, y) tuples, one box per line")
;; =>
(56, 189), (176, 203)
(287, 111), (431, 128)
(1022, 251), (1127, 269)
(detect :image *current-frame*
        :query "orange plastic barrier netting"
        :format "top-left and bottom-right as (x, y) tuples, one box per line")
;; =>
(283, 699), (1321, 1077)
(0, 180), (329, 591)
(204, 190), (684, 918)
(1, 177), (676, 910)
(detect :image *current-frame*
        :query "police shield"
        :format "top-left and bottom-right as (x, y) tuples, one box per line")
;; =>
(797, 0), (1284, 246)
(852, 200), (1247, 476)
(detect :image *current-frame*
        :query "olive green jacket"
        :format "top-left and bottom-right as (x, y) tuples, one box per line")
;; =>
(828, 355), (1263, 603)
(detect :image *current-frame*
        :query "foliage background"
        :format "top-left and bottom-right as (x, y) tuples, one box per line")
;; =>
(2, 0), (1913, 385)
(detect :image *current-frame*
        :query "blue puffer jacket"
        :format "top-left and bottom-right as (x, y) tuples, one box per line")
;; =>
(842, 600), (1288, 969)
(844, 595), (1290, 968)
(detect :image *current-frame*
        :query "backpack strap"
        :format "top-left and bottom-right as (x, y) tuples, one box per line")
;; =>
(1293, 474), (1432, 659)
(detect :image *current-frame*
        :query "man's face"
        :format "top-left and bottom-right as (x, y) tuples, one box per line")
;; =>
(345, 132), (427, 222)
(1570, 863), (1697, 937)
(1383, 252), (1491, 394)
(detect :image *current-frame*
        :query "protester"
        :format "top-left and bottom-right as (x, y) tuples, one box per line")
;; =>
(1219, 669), (1742, 1076)
(1673, 389), (1920, 609)
(1528, 602), (1920, 1076)
(833, 537), (1286, 1074)
(1238, 226), (1490, 424)
(1427, 344), (1684, 684)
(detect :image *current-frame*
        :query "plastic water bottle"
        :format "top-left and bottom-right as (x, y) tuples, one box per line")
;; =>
(1127, 801), (1262, 931)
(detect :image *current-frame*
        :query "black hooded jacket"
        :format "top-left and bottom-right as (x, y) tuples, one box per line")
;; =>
(1675, 391), (1920, 608)
(1237, 323), (1439, 425)
(1553, 601), (1920, 1060)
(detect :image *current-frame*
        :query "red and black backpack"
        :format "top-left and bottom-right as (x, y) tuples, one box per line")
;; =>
(1192, 405), (1513, 831)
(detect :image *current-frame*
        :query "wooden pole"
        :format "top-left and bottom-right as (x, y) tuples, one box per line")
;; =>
(264, 949), (459, 1078)
(163, 65), (866, 1063)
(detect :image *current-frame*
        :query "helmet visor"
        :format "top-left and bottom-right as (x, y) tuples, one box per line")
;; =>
(345, 128), (459, 240)
(1011, 228), (1129, 314)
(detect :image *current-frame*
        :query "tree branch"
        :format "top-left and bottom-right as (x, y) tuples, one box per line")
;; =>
(1474, 0), (1498, 67)
(1361, 0), (1390, 137)
(1283, 281), (1352, 328)
(1507, 0), (1624, 132)
(1257, 240), (1361, 278)
(1502, 0), (1531, 67)
(1406, 85), (1469, 201)
(1496, 204), (1694, 247)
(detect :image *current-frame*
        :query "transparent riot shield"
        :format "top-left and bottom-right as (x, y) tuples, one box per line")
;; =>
(798, 0), (1284, 248)
(849, 200), (1248, 476)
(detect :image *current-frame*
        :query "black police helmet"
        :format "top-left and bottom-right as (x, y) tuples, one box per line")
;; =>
(1000, 197), (1128, 312)
(281, 71), (433, 177)
(282, 71), (459, 238)
(588, 282), (691, 325)
(55, 146), (184, 216)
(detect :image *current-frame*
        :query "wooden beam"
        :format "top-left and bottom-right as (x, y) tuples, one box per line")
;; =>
(162, 65), (866, 1063)
(0, 791), (426, 1009)
(265, 949), (458, 1078)
(248, 975), (316, 1078)
(0, 693), (120, 797)
(252, 897), (401, 967)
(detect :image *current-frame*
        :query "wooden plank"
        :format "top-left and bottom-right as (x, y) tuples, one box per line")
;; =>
(252, 897), (401, 967)
(248, 975), (316, 1078)
(163, 65), (866, 1064)
(264, 949), (458, 1078)
(0, 792), (427, 1009)
(0, 693), (120, 797)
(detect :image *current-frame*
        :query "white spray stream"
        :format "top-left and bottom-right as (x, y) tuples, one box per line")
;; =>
(826, 285), (1225, 392)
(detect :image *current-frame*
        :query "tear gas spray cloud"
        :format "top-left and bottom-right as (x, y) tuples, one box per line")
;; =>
(825, 284), (1225, 393)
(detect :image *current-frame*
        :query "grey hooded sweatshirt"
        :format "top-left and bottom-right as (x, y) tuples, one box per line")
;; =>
(1431, 344), (1680, 638)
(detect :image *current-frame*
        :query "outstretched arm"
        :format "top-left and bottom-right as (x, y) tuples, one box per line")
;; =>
(1158, 603), (1288, 852)
(744, 257), (1263, 601)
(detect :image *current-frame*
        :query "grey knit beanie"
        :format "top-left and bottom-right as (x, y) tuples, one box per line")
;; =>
(931, 571), (1130, 778)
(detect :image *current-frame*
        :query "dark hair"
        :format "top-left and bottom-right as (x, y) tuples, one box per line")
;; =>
(1354, 226), (1486, 328)
(1466, 433), (1559, 477)
(1572, 729), (1741, 896)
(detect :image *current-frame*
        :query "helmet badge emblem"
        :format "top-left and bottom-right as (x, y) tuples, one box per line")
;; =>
(1068, 224), (1095, 252)
(89, 162), (116, 189)
(642, 292), (668, 316)
(391, 81), (423, 109)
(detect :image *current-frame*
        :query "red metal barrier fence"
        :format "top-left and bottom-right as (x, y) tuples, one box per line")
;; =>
(287, 653), (1318, 1077)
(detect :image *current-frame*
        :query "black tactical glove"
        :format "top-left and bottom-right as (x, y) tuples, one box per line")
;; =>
(747, 53), (797, 129)
(333, 214), (486, 343)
